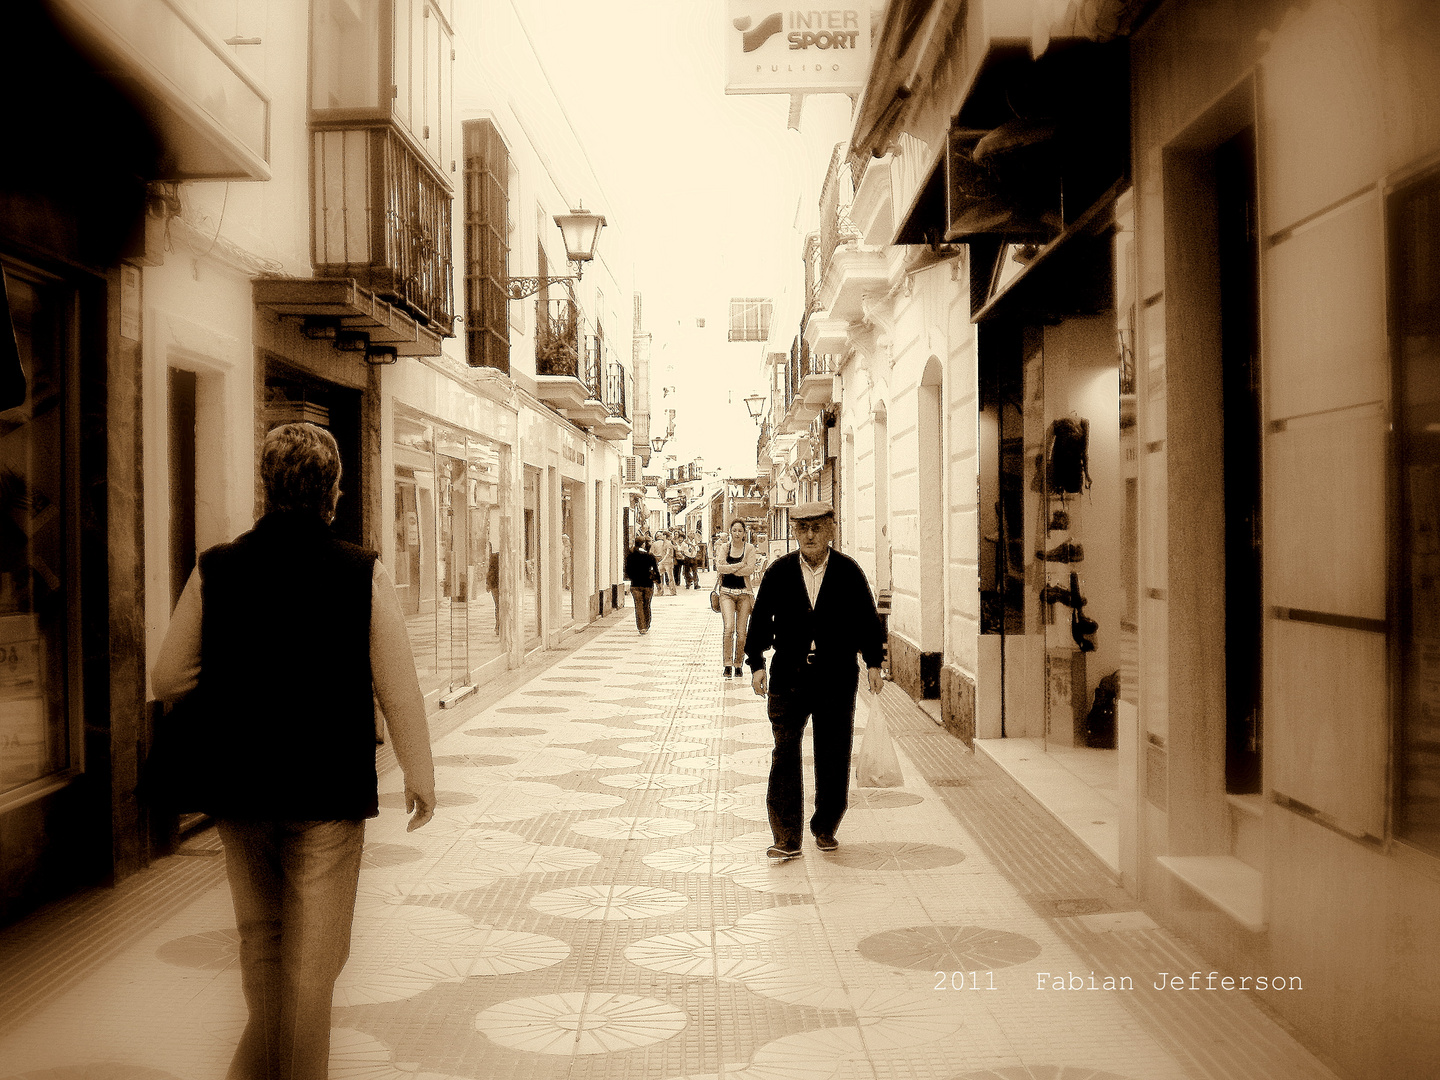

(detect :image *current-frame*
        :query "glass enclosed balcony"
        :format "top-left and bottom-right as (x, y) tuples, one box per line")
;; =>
(311, 124), (455, 333)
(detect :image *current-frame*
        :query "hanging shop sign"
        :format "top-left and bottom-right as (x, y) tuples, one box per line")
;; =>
(724, 1), (873, 95)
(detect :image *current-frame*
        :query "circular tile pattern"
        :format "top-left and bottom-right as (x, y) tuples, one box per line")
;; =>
(333, 932), (571, 1006)
(826, 841), (966, 871)
(598, 772), (703, 790)
(378, 789), (477, 809)
(431, 754), (520, 769)
(4, 1068), (191, 1080)
(465, 726), (547, 738)
(857, 925), (1042, 971)
(617, 740), (710, 755)
(155, 928), (239, 969)
(568, 816), (696, 840)
(848, 789), (925, 809)
(529, 884), (690, 920)
(475, 992), (687, 1054)
(497, 705), (570, 715)
(947, 1070), (1137, 1080)
(362, 842), (426, 868)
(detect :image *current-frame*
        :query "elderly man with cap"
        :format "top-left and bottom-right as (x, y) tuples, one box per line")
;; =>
(746, 501), (885, 859)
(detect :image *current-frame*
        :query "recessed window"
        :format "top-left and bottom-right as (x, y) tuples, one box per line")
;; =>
(728, 298), (772, 342)
(1393, 167), (1440, 857)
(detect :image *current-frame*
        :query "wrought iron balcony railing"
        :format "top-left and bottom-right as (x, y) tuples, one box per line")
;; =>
(536, 298), (580, 376)
(311, 123), (454, 333)
(606, 361), (628, 420)
(583, 334), (604, 399)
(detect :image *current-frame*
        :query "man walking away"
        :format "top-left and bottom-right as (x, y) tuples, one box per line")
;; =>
(151, 422), (435, 1080)
(625, 537), (660, 634)
(746, 501), (884, 860)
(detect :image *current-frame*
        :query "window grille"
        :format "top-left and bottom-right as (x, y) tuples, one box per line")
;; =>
(464, 119), (509, 371)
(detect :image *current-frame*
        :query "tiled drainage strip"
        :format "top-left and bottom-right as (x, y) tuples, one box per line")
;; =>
(0, 846), (229, 1039)
(880, 687), (1343, 1080)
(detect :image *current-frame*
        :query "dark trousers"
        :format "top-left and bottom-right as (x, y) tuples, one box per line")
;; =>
(683, 561), (699, 588)
(631, 585), (653, 631)
(766, 676), (857, 848)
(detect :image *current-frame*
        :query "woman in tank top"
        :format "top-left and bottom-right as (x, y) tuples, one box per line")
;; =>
(713, 518), (759, 678)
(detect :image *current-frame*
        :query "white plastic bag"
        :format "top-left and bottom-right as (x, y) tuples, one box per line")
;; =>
(854, 692), (903, 788)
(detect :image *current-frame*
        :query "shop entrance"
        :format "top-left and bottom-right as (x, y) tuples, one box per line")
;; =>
(974, 223), (1131, 875)
(262, 365), (363, 545)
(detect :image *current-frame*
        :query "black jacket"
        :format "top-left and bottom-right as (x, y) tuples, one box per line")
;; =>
(744, 548), (885, 692)
(624, 548), (660, 587)
(196, 511), (379, 820)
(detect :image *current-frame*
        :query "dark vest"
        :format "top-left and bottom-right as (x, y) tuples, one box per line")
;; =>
(196, 510), (378, 820)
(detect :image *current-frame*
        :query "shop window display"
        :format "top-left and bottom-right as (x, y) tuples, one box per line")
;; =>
(0, 268), (72, 796)
(392, 407), (511, 702)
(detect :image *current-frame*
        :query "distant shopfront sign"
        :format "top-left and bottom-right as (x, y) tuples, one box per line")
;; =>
(724, 1), (872, 95)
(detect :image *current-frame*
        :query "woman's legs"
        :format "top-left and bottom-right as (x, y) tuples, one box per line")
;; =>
(719, 593), (738, 667)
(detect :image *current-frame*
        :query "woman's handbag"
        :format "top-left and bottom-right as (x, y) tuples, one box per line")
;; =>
(854, 692), (903, 787)
(710, 588), (721, 612)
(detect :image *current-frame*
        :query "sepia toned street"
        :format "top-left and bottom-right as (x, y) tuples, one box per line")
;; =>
(0, 587), (1339, 1080)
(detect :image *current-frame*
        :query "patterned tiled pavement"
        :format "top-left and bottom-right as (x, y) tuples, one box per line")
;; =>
(0, 586), (1344, 1080)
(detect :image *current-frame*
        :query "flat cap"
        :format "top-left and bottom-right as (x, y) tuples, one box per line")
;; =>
(790, 500), (836, 521)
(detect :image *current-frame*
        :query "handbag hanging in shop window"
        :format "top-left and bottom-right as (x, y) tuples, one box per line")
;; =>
(1047, 416), (1091, 495)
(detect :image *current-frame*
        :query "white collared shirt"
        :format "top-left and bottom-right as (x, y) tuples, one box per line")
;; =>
(800, 548), (830, 609)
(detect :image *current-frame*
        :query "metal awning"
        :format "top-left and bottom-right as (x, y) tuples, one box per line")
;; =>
(51, 0), (270, 181)
(892, 39), (1129, 248)
(253, 279), (446, 357)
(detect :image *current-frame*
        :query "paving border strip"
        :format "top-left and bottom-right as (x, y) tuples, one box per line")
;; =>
(0, 608), (632, 1040)
(877, 684), (1348, 1080)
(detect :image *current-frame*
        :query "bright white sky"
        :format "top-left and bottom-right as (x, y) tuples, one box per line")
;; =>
(518, 0), (857, 477)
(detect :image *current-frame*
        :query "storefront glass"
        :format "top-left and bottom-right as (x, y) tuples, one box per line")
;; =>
(0, 267), (72, 796)
(393, 406), (511, 701)
(561, 481), (578, 622)
(523, 466), (541, 644)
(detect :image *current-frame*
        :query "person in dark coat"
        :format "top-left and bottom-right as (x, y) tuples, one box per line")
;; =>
(624, 537), (661, 634)
(746, 501), (884, 859)
(150, 422), (435, 1080)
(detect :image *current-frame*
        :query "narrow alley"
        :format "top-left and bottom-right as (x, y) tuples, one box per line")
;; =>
(0, 589), (1340, 1080)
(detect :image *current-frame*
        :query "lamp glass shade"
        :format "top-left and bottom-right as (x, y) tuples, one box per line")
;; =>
(650, 437), (666, 453)
(554, 209), (606, 263)
(743, 393), (766, 418)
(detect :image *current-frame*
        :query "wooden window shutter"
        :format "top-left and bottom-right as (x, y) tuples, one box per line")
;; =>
(463, 119), (510, 371)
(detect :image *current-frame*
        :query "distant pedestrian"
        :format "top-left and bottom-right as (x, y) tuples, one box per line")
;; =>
(679, 532), (700, 589)
(625, 537), (660, 634)
(652, 530), (676, 597)
(746, 501), (884, 861)
(150, 422), (435, 1080)
(713, 518), (759, 679)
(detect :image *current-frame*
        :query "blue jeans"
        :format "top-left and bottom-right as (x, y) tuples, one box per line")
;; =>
(218, 818), (366, 1080)
(631, 586), (653, 631)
